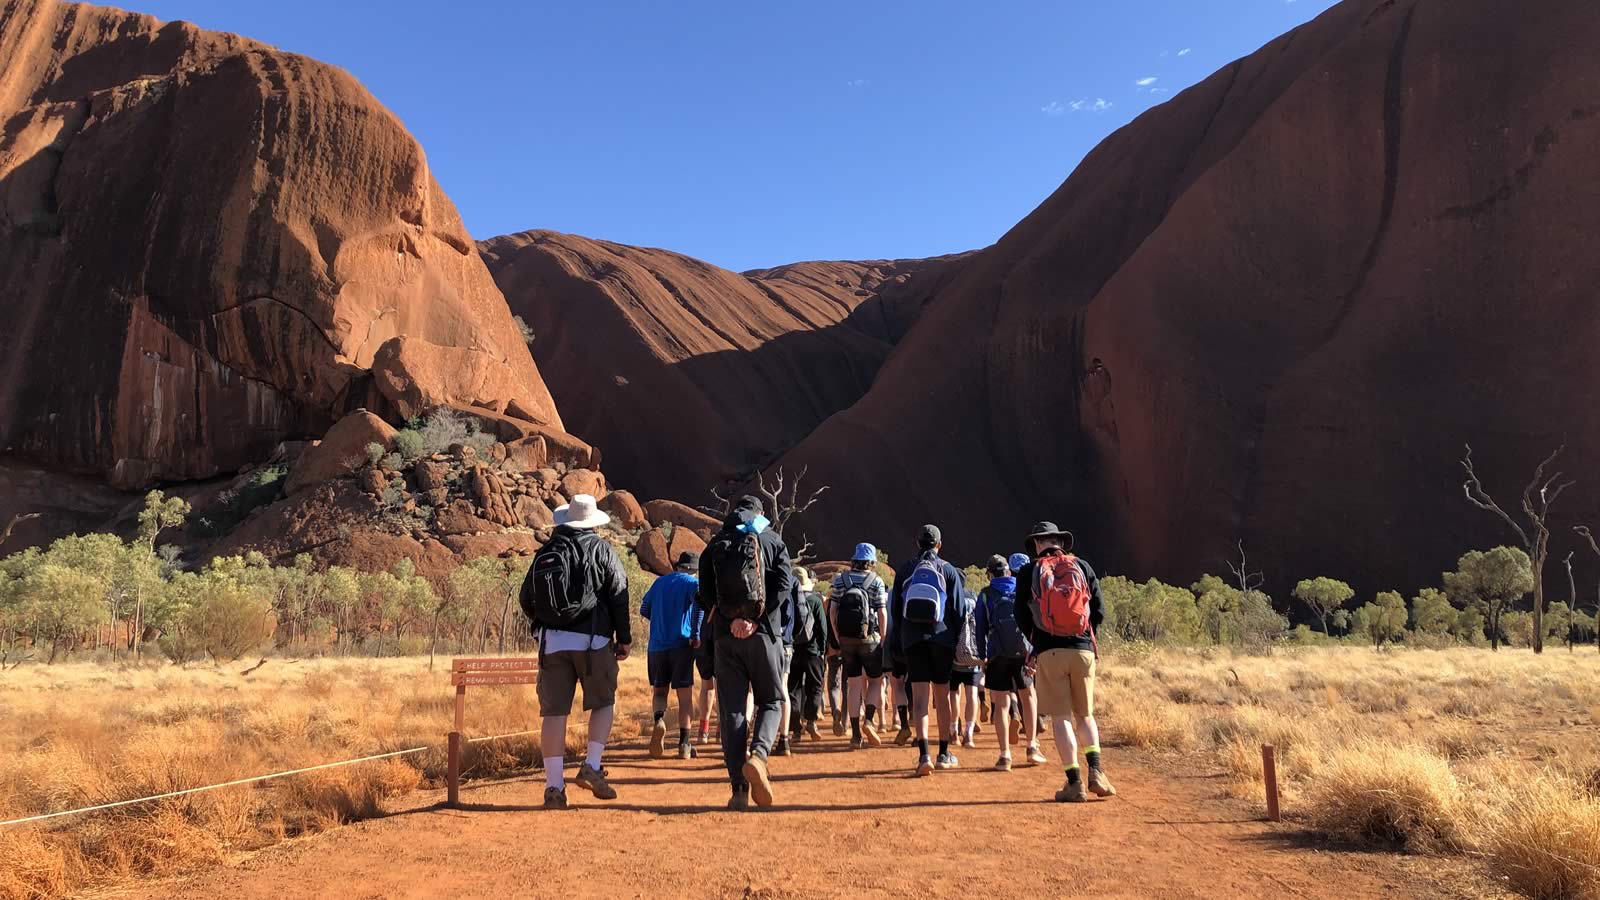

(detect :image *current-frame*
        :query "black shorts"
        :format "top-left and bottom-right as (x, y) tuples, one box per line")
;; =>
(905, 641), (956, 685)
(695, 634), (715, 680)
(985, 657), (1033, 693)
(648, 645), (696, 689)
(839, 639), (885, 679)
(949, 668), (981, 689)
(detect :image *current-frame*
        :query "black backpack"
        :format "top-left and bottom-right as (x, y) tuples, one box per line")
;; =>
(834, 572), (877, 641)
(794, 590), (815, 645)
(521, 530), (598, 631)
(707, 529), (766, 620)
(985, 587), (1031, 660)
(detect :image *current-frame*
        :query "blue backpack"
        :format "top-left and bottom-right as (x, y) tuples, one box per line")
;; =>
(985, 586), (1031, 660)
(901, 557), (947, 625)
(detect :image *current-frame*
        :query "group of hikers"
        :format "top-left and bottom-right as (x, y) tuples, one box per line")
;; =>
(521, 493), (1116, 811)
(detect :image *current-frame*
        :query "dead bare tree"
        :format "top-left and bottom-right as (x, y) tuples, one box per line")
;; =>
(0, 512), (40, 550)
(697, 486), (733, 520)
(1573, 526), (1600, 653)
(1461, 444), (1572, 654)
(1564, 551), (1577, 652)
(1226, 540), (1265, 596)
(756, 466), (828, 565)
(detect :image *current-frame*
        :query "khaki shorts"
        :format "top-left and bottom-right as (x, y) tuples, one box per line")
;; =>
(1034, 649), (1095, 719)
(538, 647), (619, 716)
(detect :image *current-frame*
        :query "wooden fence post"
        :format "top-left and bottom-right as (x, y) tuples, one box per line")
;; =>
(1262, 744), (1281, 822)
(447, 730), (461, 808)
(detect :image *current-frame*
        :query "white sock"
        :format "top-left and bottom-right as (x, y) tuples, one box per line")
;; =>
(543, 756), (565, 790)
(586, 741), (604, 770)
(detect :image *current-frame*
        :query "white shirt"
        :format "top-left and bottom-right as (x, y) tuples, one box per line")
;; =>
(540, 629), (611, 653)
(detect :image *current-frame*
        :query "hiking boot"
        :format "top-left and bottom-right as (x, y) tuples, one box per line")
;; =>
(995, 755), (1013, 772)
(1088, 767), (1117, 797)
(805, 721), (822, 742)
(774, 735), (792, 757)
(543, 786), (568, 809)
(742, 755), (775, 807)
(832, 712), (847, 737)
(678, 742), (697, 760)
(894, 724), (913, 746)
(728, 787), (750, 812)
(1026, 745), (1048, 766)
(574, 763), (616, 800)
(915, 755), (934, 777)
(936, 752), (959, 770)
(862, 719), (883, 748)
(1056, 780), (1088, 803)
(649, 719), (668, 759)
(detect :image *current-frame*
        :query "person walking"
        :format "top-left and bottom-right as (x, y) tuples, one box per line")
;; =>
(1014, 522), (1116, 802)
(829, 542), (890, 749)
(699, 496), (794, 810)
(693, 622), (717, 745)
(977, 554), (1046, 770)
(640, 551), (705, 760)
(949, 588), (984, 749)
(787, 568), (828, 743)
(520, 494), (631, 809)
(889, 524), (965, 776)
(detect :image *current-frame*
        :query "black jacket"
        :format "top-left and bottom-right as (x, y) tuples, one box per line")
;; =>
(1014, 549), (1103, 654)
(792, 590), (829, 656)
(697, 508), (793, 640)
(527, 525), (633, 646)
(889, 550), (965, 650)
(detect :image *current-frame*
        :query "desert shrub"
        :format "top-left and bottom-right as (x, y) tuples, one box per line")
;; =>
(392, 430), (424, 463)
(1480, 772), (1600, 900)
(364, 442), (385, 466)
(188, 465), (286, 538)
(620, 545), (655, 648)
(1109, 695), (1196, 750)
(1305, 743), (1469, 851)
(186, 583), (277, 661)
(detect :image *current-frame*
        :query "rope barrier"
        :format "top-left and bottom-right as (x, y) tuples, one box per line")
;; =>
(0, 730), (542, 829)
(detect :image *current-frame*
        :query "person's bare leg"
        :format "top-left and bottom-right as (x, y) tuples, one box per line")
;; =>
(992, 694), (1013, 767)
(649, 685), (670, 758)
(913, 681), (932, 742)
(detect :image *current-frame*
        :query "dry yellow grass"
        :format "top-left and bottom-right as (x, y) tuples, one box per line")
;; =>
(1096, 645), (1600, 898)
(0, 656), (656, 900)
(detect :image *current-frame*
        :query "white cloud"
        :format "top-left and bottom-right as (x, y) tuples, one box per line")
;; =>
(1041, 100), (1069, 116)
(1135, 76), (1158, 87)
(1045, 98), (1113, 115)
(845, 78), (869, 88)
(1178, 47), (1192, 56)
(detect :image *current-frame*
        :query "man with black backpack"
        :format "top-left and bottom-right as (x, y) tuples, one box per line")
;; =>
(698, 495), (794, 810)
(520, 494), (632, 810)
(977, 554), (1046, 770)
(889, 524), (966, 776)
(829, 542), (890, 749)
(787, 568), (828, 744)
(1014, 521), (1115, 802)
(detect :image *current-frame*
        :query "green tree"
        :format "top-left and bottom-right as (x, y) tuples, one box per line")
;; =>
(1453, 605), (1488, 646)
(186, 581), (276, 661)
(1105, 576), (1200, 644)
(20, 563), (106, 662)
(1353, 591), (1408, 647)
(1193, 576), (1286, 648)
(1442, 546), (1533, 651)
(1410, 587), (1456, 638)
(1293, 577), (1355, 635)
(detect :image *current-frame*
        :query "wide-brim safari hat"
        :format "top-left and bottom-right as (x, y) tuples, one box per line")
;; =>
(1025, 520), (1074, 551)
(554, 494), (611, 530)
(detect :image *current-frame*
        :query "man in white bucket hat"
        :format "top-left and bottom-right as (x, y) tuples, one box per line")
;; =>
(520, 493), (632, 809)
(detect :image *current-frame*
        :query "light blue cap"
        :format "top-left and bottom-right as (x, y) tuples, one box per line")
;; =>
(1008, 552), (1031, 572)
(852, 542), (878, 562)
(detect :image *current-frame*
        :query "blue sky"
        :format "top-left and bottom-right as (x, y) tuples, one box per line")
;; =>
(130, 0), (1337, 271)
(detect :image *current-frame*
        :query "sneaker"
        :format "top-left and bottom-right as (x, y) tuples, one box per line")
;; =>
(995, 755), (1012, 772)
(915, 755), (934, 777)
(936, 752), (959, 770)
(649, 719), (668, 759)
(1026, 745), (1048, 766)
(862, 720), (883, 748)
(774, 736), (792, 757)
(543, 786), (568, 809)
(742, 755), (775, 807)
(805, 721), (822, 742)
(894, 724), (913, 746)
(574, 763), (616, 800)
(1088, 767), (1117, 797)
(728, 788), (750, 812)
(832, 712), (847, 737)
(678, 742), (697, 760)
(696, 725), (710, 745)
(850, 735), (864, 750)
(1056, 780), (1088, 803)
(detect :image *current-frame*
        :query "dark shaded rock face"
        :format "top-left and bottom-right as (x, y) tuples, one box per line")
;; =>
(480, 230), (964, 503)
(0, 0), (559, 490)
(771, 0), (1600, 595)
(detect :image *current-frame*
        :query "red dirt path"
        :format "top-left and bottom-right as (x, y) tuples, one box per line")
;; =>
(106, 726), (1494, 900)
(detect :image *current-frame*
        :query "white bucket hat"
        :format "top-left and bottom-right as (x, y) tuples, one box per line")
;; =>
(554, 494), (610, 530)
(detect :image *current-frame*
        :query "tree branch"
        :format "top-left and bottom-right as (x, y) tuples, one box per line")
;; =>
(1461, 444), (1531, 549)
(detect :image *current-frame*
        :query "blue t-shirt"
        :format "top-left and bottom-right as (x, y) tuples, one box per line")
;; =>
(640, 571), (704, 652)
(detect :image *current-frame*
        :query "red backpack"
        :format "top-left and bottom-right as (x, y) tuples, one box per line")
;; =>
(1031, 552), (1091, 638)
